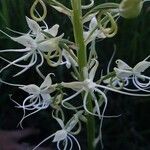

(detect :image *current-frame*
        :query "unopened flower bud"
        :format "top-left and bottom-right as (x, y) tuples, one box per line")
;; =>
(119, 0), (143, 18)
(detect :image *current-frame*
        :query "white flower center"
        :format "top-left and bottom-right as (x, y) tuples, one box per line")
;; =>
(84, 79), (96, 91)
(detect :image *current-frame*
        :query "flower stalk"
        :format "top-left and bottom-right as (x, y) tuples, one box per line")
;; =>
(71, 1), (95, 150)
(71, 0), (87, 80)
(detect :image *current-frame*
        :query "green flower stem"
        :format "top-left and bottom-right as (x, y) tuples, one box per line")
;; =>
(71, 1), (95, 150)
(86, 95), (95, 150)
(71, 0), (87, 80)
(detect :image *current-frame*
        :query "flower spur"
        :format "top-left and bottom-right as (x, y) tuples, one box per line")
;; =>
(33, 111), (82, 150)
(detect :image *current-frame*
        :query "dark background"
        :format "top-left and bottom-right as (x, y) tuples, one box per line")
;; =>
(0, 0), (150, 149)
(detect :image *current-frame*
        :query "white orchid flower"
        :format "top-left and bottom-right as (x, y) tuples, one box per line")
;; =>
(61, 59), (109, 142)
(61, 57), (147, 116)
(0, 18), (62, 78)
(12, 73), (57, 128)
(114, 56), (150, 92)
(61, 59), (123, 148)
(33, 111), (82, 150)
(0, 32), (42, 76)
(26, 17), (64, 68)
(102, 50), (129, 89)
(61, 57), (150, 147)
(83, 17), (106, 45)
(61, 59), (109, 118)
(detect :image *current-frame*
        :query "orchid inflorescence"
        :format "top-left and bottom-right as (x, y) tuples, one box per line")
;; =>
(0, 0), (150, 149)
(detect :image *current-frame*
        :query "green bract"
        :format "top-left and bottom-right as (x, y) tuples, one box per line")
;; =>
(119, 0), (143, 18)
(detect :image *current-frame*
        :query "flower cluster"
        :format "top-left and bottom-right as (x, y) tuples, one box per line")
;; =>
(0, 16), (76, 78)
(0, 0), (150, 150)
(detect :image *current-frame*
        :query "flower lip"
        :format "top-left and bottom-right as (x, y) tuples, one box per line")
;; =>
(52, 129), (67, 142)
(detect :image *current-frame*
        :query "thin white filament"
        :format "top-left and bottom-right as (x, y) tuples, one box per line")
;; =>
(63, 138), (68, 150)
(68, 134), (81, 150)
(13, 53), (37, 77)
(0, 78), (25, 87)
(61, 89), (83, 110)
(32, 133), (55, 150)
(68, 136), (73, 150)
(96, 84), (150, 96)
(6, 27), (26, 35)
(132, 77), (150, 93)
(135, 76), (150, 88)
(36, 50), (45, 79)
(18, 95), (35, 128)
(0, 54), (34, 68)
(95, 88), (108, 149)
(0, 52), (32, 73)
(107, 47), (116, 74)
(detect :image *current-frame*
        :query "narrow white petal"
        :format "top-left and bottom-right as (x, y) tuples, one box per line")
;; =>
(133, 60), (150, 73)
(114, 67), (132, 79)
(115, 59), (132, 70)
(89, 17), (97, 30)
(61, 82), (83, 91)
(45, 24), (59, 37)
(20, 84), (40, 94)
(11, 34), (37, 48)
(26, 16), (41, 34)
(40, 73), (53, 89)
(0, 48), (30, 53)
